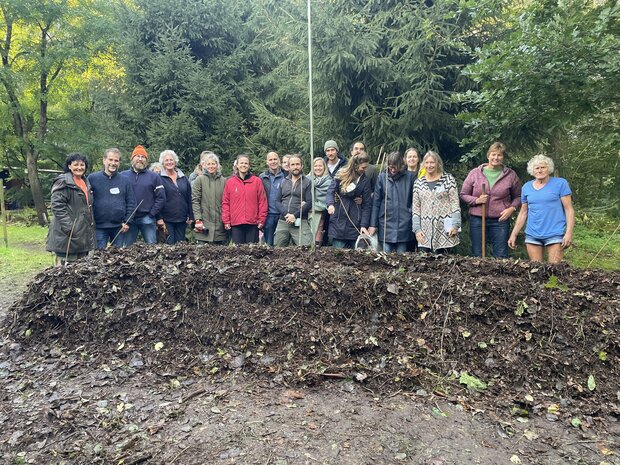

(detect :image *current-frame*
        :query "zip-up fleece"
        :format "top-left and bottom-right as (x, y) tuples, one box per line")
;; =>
(275, 175), (313, 219)
(460, 164), (522, 218)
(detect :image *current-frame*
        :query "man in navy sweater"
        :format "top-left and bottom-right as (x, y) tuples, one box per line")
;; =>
(88, 148), (137, 248)
(121, 145), (166, 245)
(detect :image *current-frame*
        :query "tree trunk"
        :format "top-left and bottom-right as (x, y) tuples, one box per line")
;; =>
(24, 147), (48, 226)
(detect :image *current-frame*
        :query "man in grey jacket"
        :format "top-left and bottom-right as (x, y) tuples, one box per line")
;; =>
(274, 155), (313, 246)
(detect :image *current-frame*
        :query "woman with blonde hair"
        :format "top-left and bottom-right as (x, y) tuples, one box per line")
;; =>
(192, 151), (228, 244)
(325, 153), (372, 248)
(412, 151), (461, 253)
(308, 157), (331, 245)
(508, 154), (574, 263)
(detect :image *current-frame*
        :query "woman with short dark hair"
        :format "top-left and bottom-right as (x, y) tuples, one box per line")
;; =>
(46, 153), (96, 265)
(368, 151), (415, 253)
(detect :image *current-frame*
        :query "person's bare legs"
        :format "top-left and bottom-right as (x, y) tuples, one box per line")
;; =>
(546, 244), (564, 264)
(526, 244), (544, 262)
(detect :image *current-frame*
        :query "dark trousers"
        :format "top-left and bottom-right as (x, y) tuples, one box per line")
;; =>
(164, 221), (187, 245)
(263, 213), (280, 246)
(231, 224), (259, 244)
(469, 215), (510, 258)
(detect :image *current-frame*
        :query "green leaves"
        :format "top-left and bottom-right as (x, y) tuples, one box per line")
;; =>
(459, 371), (487, 391)
(544, 276), (568, 292)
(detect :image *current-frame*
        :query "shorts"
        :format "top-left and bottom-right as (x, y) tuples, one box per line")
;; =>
(525, 235), (563, 246)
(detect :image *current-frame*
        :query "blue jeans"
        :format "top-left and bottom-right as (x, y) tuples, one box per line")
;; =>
(124, 215), (157, 246)
(96, 227), (125, 249)
(383, 242), (408, 253)
(470, 215), (510, 258)
(164, 221), (187, 245)
(263, 213), (280, 246)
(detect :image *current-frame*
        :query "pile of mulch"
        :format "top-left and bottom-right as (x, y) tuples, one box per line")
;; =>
(5, 244), (619, 419)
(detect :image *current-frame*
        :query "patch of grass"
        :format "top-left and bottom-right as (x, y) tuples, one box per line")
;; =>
(565, 222), (620, 271)
(0, 225), (52, 277)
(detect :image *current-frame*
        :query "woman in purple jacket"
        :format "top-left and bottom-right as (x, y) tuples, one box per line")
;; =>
(460, 142), (522, 258)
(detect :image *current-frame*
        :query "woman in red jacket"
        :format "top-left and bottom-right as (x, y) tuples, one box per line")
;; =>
(222, 154), (268, 244)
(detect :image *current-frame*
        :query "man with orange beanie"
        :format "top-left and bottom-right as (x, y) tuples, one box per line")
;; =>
(121, 145), (166, 245)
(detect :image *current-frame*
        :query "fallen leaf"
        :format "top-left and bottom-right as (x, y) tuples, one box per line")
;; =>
(283, 390), (305, 400)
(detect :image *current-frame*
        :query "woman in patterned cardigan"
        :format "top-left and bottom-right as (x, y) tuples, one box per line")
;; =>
(412, 151), (461, 253)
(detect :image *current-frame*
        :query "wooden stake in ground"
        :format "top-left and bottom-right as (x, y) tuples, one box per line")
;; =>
(0, 178), (7, 248)
(481, 183), (486, 258)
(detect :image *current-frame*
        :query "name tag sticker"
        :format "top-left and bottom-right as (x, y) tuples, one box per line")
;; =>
(110, 187), (120, 194)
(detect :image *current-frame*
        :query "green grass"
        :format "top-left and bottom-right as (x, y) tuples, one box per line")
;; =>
(565, 222), (620, 271)
(0, 225), (52, 278)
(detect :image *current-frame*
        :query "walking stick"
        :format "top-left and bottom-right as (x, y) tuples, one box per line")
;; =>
(64, 217), (79, 266)
(481, 184), (486, 258)
(109, 199), (144, 248)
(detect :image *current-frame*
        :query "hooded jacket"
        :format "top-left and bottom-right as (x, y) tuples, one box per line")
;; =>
(46, 173), (96, 255)
(370, 170), (415, 244)
(191, 171), (228, 242)
(222, 173), (268, 227)
(323, 153), (347, 178)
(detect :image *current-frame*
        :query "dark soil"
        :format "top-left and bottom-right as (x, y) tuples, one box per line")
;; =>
(1, 244), (619, 464)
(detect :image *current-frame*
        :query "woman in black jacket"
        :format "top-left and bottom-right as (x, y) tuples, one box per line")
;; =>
(46, 153), (96, 265)
(325, 153), (372, 248)
(158, 149), (193, 244)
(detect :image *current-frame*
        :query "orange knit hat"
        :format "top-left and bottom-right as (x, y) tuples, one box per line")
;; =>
(131, 145), (148, 159)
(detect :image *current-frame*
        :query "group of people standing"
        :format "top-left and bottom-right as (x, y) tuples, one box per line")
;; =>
(45, 140), (575, 265)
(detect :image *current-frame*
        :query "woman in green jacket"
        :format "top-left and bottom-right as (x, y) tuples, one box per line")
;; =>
(191, 151), (228, 244)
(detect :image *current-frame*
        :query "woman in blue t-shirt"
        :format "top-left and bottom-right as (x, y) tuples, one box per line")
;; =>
(508, 155), (574, 263)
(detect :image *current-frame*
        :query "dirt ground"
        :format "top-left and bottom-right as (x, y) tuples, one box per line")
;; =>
(1, 244), (618, 465)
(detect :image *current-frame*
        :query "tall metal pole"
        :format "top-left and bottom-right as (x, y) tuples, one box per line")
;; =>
(0, 178), (8, 247)
(307, 0), (314, 159)
(307, 0), (316, 252)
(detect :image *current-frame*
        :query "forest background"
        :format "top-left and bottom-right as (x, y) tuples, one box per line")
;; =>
(0, 0), (618, 228)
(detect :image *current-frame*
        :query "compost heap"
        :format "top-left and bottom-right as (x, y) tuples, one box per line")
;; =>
(5, 244), (620, 419)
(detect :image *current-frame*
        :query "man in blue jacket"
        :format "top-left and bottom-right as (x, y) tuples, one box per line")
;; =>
(88, 148), (136, 248)
(259, 151), (286, 246)
(121, 145), (166, 245)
